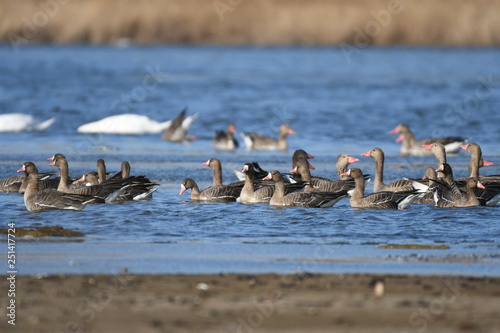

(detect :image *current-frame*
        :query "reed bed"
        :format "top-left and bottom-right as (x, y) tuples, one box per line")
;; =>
(1, 0), (500, 46)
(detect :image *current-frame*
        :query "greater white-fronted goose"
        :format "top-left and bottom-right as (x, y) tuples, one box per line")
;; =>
(241, 124), (296, 151)
(361, 147), (425, 193)
(202, 158), (244, 194)
(233, 161), (269, 182)
(390, 124), (466, 156)
(341, 168), (420, 209)
(179, 178), (239, 202)
(460, 143), (499, 181)
(263, 170), (347, 208)
(292, 149), (315, 167)
(77, 114), (174, 134)
(430, 163), (485, 208)
(413, 167), (437, 204)
(291, 158), (357, 193)
(337, 154), (359, 180)
(0, 113), (55, 132)
(48, 154), (134, 200)
(239, 163), (274, 203)
(78, 172), (157, 202)
(161, 107), (199, 143)
(17, 162), (94, 211)
(213, 124), (239, 150)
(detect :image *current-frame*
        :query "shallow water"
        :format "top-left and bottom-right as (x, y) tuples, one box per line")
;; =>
(0, 45), (499, 276)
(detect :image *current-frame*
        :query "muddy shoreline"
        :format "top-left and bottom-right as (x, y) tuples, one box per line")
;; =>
(1, 273), (499, 332)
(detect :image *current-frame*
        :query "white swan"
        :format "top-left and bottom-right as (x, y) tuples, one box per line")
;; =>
(0, 113), (55, 132)
(77, 114), (174, 134)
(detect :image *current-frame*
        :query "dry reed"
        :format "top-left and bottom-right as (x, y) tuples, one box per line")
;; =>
(1, 0), (500, 46)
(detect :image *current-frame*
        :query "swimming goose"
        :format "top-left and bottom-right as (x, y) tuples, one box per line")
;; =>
(0, 172), (54, 194)
(0, 113), (55, 132)
(161, 107), (199, 143)
(291, 158), (357, 193)
(337, 154), (359, 180)
(241, 124), (295, 151)
(431, 163), (484, 207)
(48, 154), (133, 200)
(239, 163), (274, 203)
(460, 143), (499, 182)
(361, 147), (424, 193)
(263, 170), (347, 208)
(213, 124), (239, 150)
(341, 168), (420, 209)
(17, 162), (94, 211)
(390, 124), (466, 156)
(179, 178), (239, 202)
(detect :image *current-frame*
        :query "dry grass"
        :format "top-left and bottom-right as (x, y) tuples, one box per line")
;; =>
(1, 0), (500, 46)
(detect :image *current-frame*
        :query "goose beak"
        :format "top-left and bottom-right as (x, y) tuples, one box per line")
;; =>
(477, 181), (485, 189)
(348, 156), (359, 163)
(179, 184), (187, 195)
(460, 144), (469, 151)
(395, 134), (404, 142)
(390, 126), (400, 134)
(361, 151), (371, 157)
(422, 144), (433, 150)
(17, 165), (25, 173)
(262, 173), (272, 181)
(202, 159), (210, 166)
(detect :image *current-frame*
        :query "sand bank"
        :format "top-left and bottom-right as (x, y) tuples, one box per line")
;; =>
(1, 273), (499, 332)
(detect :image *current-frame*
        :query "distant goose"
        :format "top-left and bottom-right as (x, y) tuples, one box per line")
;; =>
(390, 124), (466, 156)
(161, 108), (199, 143)
(263, 170), (347, 208)
(0, 113), (55, 132)
(460, 143), (499, 181)
(17, 162), (94, 211)
(341, 168), (420, 209)
(179, 178), (240, 202)
(213, 124), (239, 150)
(241, 124), (296, 151)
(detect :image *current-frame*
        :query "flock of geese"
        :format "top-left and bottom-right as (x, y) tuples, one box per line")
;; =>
(2, 121), (499, 211)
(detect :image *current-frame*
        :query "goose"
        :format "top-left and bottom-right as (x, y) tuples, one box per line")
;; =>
(0, 173), (54, 193)
(241, 124), (295, 151)
(161, 107), (199, 142)
(239, 163), (274, 203)
(179, 178), (239, 202)
(48, 154), (135, 200)
(361, 147), (426, 193)
(408, 167), (438, 204)
(213, 124), (239, 150)
(263, 170), (347, 208)
(233, 161), (269, 182)
(390, 124), (466, 156)
(78, 172), (157, 202)
(337, 154), (359, 180)
(202, 158), (244, 192)
(0, 113), (55, 132)
(16, 162), (94, 211)
(77, 114), (172, 134)
(460, 143), (499, 181)
(430, 163), (485, 208)
(291, 158), (357, 193)
(438, 162), (500, 207)
(341, 168), (420, 209)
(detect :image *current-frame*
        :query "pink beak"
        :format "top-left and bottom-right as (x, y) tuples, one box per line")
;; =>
(482, 159), (494, 167)
(422, 144), (433, 151)
(361, 151), (371, 157)
(307, 153), (315, 159)
(49, 162), (55, 166)
(395, 134), (404, 143)
(179, 185), (186, 196)
(477, 181), (485, 189)
(47, 156), (54, 161)
(288, 128), (296, 135)
(340, 171), (350, 177)
(309, 164), (316, 170)
(77, 175), (85, 183)
(460, 144), (469, 151)
(17, 166), (25, 173)
(263, 173), (272, 181)
(390, 126), (400, 134)
(348, 156), (359, 163)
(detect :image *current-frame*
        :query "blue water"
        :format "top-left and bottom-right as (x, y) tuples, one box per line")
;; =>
(0, 45), (499, 276)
